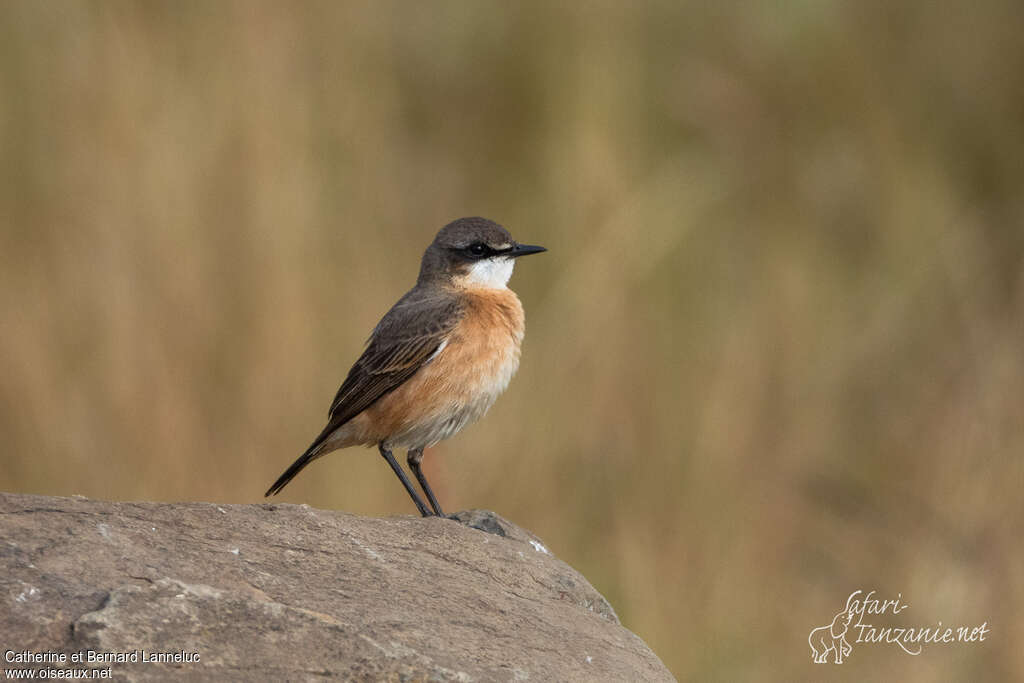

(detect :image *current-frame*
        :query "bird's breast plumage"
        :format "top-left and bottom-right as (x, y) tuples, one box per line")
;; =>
(454, 287), (525, 378)
(335, 288), (525, 450)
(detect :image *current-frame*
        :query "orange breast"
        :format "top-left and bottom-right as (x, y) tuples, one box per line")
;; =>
(340, 288), (525, 449)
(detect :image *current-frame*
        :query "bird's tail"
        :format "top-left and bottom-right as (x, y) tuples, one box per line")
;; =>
(264, 439), (327, 497)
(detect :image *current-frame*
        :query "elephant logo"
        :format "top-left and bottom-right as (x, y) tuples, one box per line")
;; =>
(809, 593), (857, 664)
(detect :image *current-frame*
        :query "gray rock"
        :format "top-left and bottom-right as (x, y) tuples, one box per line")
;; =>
(1, 493), (673, 682)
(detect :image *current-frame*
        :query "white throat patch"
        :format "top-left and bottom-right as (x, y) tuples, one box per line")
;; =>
(461, 257), (515, 289)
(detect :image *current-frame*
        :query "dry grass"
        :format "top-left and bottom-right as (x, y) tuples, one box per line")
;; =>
(2, 2), (1022, 679)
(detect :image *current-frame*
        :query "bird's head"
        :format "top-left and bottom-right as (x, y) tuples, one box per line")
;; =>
(419, 217), (546, 289)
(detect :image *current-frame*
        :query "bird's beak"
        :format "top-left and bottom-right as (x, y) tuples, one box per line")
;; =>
(508, 243), (547, 258)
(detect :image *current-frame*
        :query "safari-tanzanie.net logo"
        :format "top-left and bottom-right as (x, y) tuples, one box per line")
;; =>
(808, 590), (989, 664)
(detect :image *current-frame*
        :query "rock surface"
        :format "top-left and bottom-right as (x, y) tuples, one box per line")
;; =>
(0, 493), (673, 682)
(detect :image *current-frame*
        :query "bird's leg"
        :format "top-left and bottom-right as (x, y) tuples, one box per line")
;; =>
(407, 448), (444, 517)
(378, 444), (431, 517)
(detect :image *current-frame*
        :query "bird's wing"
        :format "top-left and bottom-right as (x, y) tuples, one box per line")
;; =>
(325, 290), (463, 429)
(264, 290), (463, 498)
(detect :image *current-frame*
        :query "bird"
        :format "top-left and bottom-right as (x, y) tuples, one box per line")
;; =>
(265, 217), (546, 516)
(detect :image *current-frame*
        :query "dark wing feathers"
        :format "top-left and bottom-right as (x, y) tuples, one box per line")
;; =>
(265, 290), (461, 497)
(327, 292), (462, 424)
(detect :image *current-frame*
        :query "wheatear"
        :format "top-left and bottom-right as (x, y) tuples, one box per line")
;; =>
(265, 217), (546, 516)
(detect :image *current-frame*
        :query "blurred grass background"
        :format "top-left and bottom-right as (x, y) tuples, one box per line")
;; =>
(2, 1), (1023, 680)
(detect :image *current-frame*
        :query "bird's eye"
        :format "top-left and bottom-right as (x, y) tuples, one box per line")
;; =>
(467, 243), (488, 256)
